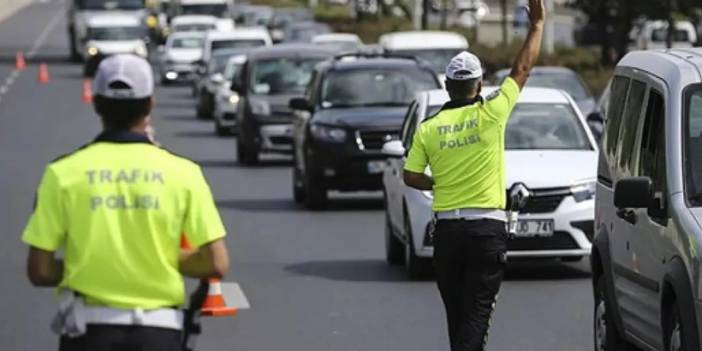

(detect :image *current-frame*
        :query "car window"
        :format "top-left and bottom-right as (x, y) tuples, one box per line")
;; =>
(250, 57), (324, 95)
(181, 4), (229, 18)
(174, 23), (216, 32)
(639, 89), (665, 196)
(685, 87), (702, 204)
(616, 79), (647, 176)
(171, 37), (203, 49)
(78, 0), (143, 10)
(212, 39), (265, 51)
(87, 26), (145, 40)
(505, 103), (592, 150)
(320, 68), (439, 108)
(604, 76), (631, 161)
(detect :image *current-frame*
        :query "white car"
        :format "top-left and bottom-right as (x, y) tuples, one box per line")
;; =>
(311, 33), (363, 52)
(630, 20), (698, 51)
(170, 15), (218, 33)
(158, 31), (205, 84)
(379, 31), (468, 80)
(213, 54), (247, 135)
(382, 87), (598, 278)
(82, 13), (148, 76)
(201, 28), (272, 63)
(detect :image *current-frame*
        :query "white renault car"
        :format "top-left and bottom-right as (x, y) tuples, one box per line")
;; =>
(382, 87), (599, 278)
(158, 31), (204, 84)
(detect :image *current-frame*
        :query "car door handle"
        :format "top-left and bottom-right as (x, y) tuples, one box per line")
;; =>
(616, 209), (638, 225)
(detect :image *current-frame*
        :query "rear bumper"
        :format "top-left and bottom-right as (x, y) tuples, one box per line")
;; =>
(308, 146), (388, 191)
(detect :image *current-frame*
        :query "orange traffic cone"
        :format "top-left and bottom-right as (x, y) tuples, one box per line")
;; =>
(15, 52), (26, 71)
(37, 63), (49, 84)
(200, 279), (237, 317)
(82, 79), (92, 103)
(179, 235), (237, 317)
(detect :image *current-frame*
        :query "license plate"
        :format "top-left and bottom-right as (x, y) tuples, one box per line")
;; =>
(367, 160), (387, 174)
(516, 219), (554, 237)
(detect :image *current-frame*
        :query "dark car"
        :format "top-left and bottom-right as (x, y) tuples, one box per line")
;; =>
(231, 44), (337, 165)
(289, 54), (441, 208)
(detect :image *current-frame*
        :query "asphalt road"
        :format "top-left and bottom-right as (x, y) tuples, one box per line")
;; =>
(0, 2), (595, 350)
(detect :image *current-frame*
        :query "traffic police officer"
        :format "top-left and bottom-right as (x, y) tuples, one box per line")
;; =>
(22, 54), (230, 350)
(402, 1), (545, 350)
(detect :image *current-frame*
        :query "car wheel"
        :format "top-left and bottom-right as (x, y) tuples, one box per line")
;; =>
(404, 210), (431, 279)
(665, 299), (689, 351)
(303, 168), (326, 209)
(292, 157), (306, 203)
(237, 137), (259, 166)
(214, 118), (230, 136)
(385, 204), (404, 266)
(594, 276), (636, 351)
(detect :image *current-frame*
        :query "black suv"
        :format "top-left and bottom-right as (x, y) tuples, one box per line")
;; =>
(289, 54), (441, 208)
(230, 44), (337, 165)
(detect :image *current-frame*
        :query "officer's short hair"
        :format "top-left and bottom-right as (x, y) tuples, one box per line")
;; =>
(445, 77), (481, 97)
(93, 94), (151, 131)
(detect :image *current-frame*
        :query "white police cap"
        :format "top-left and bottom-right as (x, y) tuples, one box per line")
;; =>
(445, 51), (483, 81)
(93, 54), (154, 99)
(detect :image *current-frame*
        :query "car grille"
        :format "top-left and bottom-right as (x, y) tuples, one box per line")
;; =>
(357, 130), (399, 150)
(270, 136), (292, 145)
(521, 188), (570, 214)
(507, 231), (579, 251)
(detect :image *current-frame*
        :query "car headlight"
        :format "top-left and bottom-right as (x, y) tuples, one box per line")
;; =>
(228, 94), (240, 105)
(87, 46), (99, 56)
(249, 100), (271, 116)
(310, 124), (347, 143)
(134, 45), (148, 57)
(571, 179), (596, 202)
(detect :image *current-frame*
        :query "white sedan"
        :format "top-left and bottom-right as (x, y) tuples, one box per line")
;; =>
(382, 87), (599, 279)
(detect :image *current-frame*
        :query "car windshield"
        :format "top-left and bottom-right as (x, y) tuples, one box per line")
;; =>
(497, 71), (590, 100)
(390, 49), (464, 73)
(209, 53), (237, 74)
(224, 60), (244, 81)
(88, 26), (144, 40)
(171, 37), (203, 48)
(173, 23), (215, 32)
(78, 0), (144, 10)
(652, 28), (689, 42)
(685, 88), (702, 202)
(181, 4), (228, 18)
(212, 39), (266, 51)
(505, 103), (591, 150)
(236, 8), (273, 26)
(250, 57), (323, 95)
(321, 68), (438, 108)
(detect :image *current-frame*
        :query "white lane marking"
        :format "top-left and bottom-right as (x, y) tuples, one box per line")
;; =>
(220, 282), (251, 310)
(26, 8), (63, 58)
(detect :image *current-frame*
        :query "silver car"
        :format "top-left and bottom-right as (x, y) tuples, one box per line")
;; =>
(592, 48), (702, 351)
(213, 55), (247, 136)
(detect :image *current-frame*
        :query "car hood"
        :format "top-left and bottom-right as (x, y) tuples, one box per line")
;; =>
(312, 106), (408, 129)
(89, 40), (143, 54)
(505, 150), (598, 189)
(167, 48), (202, 62)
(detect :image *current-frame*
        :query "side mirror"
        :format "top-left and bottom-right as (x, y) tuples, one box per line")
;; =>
(289, 97), (312, 112)
(381, 140), (405, 158)
(587, 111), (604, 124)
(614, 177), (652, 209)
(586, 111), (604, 141)
(230, 79), (243, 93)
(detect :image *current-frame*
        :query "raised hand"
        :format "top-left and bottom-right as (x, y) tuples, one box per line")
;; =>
(527, 0), (545, 26)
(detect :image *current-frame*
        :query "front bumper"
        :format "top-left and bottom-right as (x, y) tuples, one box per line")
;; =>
(160, 63), (197, 82)
(406, 190), (594, 259)
(307, 143), (388, 191)
(259, 124), (294, 153)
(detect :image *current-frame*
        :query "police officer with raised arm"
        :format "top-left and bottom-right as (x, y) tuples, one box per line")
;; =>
(402, 1), (545, 350)
(22, 54), (230, 350)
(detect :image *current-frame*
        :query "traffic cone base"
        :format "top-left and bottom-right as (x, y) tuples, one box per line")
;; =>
(200, 278), (237, 317)
(82, 79), (92, 103)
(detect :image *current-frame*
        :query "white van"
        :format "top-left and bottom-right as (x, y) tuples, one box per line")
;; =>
(201, 28), (272, 63)
(631, 20), (698, 51)
(169, 0), (234, 31)
(170, 15), (218, 33)
(379, 31), (469, 79)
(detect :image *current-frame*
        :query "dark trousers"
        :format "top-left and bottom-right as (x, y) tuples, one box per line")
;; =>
(433, 218), (507, 351)
(59, 325), (182, 351)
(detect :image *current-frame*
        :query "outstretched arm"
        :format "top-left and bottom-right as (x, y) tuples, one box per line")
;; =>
(510, 0), (546, 89)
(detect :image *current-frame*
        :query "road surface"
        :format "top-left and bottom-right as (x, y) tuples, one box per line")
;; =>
(0, 1), (594, 350)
